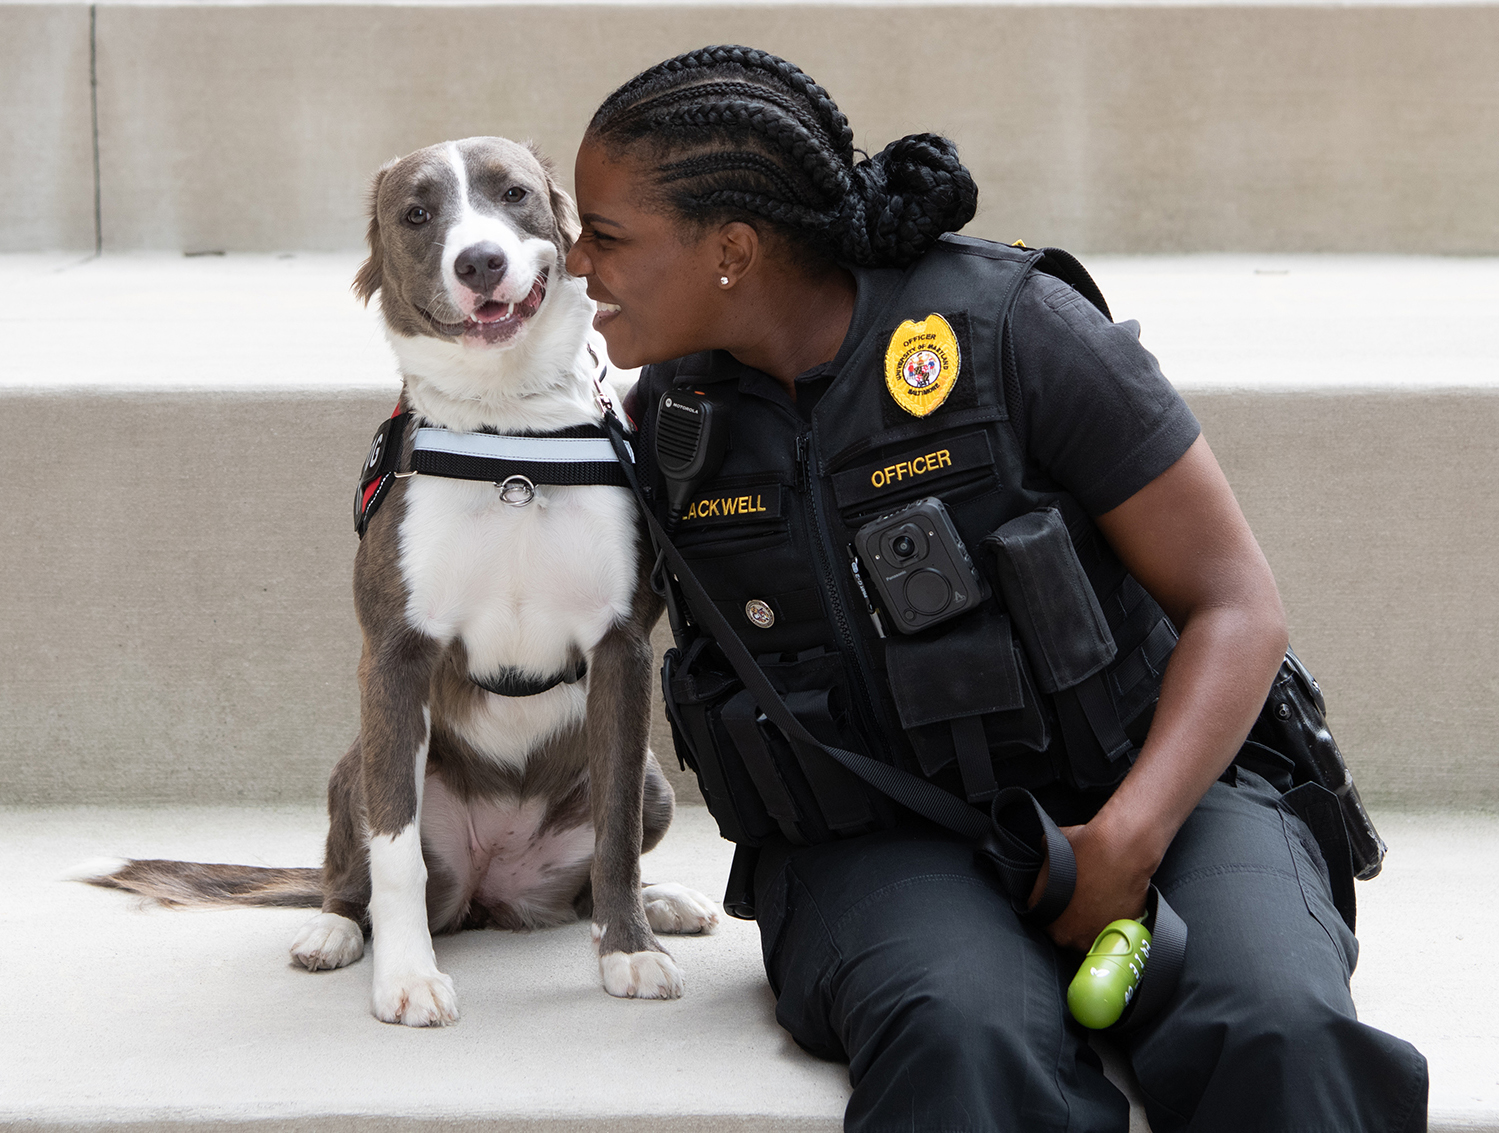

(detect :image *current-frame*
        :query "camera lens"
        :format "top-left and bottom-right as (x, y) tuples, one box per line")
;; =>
(892, 535), (915, 558)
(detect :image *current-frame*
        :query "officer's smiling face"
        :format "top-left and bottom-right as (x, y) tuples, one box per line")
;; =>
(567, 140), (731, 369)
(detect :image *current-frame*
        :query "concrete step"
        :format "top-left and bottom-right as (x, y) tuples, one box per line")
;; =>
(2, 253), (1497, 811)
(4, 1), (1499, 253)
(1, 804), (1493, 1131)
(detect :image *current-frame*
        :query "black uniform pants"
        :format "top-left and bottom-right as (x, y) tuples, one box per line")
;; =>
(752, 767), (1428, 1133)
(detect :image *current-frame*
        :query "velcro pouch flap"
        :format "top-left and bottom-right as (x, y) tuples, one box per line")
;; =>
(983, 507), (1116, 694)
(886, 607), (1023, 730)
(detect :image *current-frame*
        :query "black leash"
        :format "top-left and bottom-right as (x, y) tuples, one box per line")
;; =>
(599, 401), (1186, 1030)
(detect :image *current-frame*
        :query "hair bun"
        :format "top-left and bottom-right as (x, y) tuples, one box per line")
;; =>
(836, 134), (978, 268)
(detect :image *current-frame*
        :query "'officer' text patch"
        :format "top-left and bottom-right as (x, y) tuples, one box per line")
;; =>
(680, 484), (785, 525)
(832, 431), (995, 510)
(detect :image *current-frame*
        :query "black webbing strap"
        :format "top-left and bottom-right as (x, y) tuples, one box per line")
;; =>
(978, 787), (1079, 926)
(411, 451), (629, 487)
(473, 658), (587, 698)
(1118, 886), (1189, 1032)
(952, 715), (999, 804)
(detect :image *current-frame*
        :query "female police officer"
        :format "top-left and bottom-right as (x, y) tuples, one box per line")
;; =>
(565, 45), (1428, 1132)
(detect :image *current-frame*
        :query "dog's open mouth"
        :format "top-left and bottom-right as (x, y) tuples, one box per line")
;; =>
(421, 272), (549, 345)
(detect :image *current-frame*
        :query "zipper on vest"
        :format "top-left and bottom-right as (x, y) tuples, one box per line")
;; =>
(801, 429), (893, 764)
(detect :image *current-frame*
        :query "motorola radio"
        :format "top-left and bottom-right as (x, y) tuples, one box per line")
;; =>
(655, 388), (732, 528)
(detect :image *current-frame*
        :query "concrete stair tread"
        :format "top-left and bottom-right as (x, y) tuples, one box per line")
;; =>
(2, 252), (1498, 392)
(1, 806), (847, 1130)
(1, 805), (1495, 1130)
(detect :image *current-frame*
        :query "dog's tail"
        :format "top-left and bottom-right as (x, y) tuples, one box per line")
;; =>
(72, 857), (323, 909)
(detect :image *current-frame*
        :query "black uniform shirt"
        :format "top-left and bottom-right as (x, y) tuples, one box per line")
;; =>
(1006, 271), (1201, 516)
(785, 265), (1201, 517)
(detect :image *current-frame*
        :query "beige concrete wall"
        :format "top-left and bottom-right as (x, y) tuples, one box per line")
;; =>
(5, 2), (1496, 253)
(1195, 390), (1499, 810)
(0, 5), (97, 250)
(1, 391), (376, 807)
(2, 387), (1494, 810)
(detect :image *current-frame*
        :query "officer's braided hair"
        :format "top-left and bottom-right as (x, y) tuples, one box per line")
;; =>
(586, 46), (978, 269)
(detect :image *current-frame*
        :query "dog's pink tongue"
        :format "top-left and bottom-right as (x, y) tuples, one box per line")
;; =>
(473, 300), (510, 323)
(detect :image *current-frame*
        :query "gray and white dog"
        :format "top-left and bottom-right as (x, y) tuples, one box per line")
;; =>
(86, 137), (717, 1026)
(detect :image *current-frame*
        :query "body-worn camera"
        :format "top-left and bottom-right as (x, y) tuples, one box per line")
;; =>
(853, 497), (990, 634)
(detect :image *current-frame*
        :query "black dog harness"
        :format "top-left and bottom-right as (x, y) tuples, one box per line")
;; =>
(354, 385), (635, 699)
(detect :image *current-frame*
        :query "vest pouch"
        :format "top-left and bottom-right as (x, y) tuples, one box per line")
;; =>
(661, 640), (776, 847)
(663, 640), (888, 847)
(982, 507), (1117, 694)
(885, 607), (1053, 803)
(751, 649), (890, 841)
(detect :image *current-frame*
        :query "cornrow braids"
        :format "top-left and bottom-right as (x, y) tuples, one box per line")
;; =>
(588, 45), (977, 269)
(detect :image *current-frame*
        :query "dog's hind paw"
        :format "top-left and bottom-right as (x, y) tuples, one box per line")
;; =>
(372, 969), (459, 1027)
(643, 882), (721, 935)
(290, 913), (365, 971)
(599, 949), (684, 999)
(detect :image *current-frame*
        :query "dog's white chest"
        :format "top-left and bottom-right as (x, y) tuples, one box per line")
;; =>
(398, 477), (637, 676)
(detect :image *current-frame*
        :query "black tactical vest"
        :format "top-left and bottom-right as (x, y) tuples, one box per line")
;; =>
(644, 236), (1178, 847)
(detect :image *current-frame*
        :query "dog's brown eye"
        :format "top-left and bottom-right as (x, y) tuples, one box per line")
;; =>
(405, 206), (431, 225)
(503, 187), (527, 204)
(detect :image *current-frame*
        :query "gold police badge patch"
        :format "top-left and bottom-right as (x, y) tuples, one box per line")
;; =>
(884, 314), (960, 418)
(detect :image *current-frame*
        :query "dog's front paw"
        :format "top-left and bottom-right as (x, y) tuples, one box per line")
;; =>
(290, 913), (365, 971)
(371, 969), (459, 1027)
(598, 948), (684, 1000)
(643, 882), (721, 935)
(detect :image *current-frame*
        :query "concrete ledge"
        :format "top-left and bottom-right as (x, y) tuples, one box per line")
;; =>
(0, 804), (1493, 1130)
(4, 2), (1499, 252)
(0, 807), (847, 1132)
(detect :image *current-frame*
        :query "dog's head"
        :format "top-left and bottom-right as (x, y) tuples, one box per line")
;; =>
(354, 137), (582, 352)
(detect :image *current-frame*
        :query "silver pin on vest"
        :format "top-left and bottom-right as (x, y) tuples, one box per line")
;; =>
(744, 599), (775, 629)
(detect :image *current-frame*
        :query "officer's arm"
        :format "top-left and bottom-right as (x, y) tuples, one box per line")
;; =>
(1038, 434), (1289, 951)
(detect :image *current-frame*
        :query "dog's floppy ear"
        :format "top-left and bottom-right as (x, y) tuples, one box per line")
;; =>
(352, 162), (395, 306)
(527, 141), (581, 255)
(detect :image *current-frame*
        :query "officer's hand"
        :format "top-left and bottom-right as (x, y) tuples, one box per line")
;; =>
(1028, 820), (1152, 953)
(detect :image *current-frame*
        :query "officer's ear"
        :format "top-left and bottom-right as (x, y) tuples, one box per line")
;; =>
(715, 221), (759, 289)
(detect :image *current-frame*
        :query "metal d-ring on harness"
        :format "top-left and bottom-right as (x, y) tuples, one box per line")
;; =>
(497, 475), (536, 506)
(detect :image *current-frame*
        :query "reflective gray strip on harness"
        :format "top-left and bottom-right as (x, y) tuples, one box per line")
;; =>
(410, 426), (633, 487)
(411, 428), (629, 464)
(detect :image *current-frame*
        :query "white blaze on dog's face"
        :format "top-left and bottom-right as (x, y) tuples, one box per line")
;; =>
(355, 137), (592, 427)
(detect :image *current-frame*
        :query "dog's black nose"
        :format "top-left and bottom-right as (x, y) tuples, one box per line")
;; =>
(454, 242), (508, 295)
